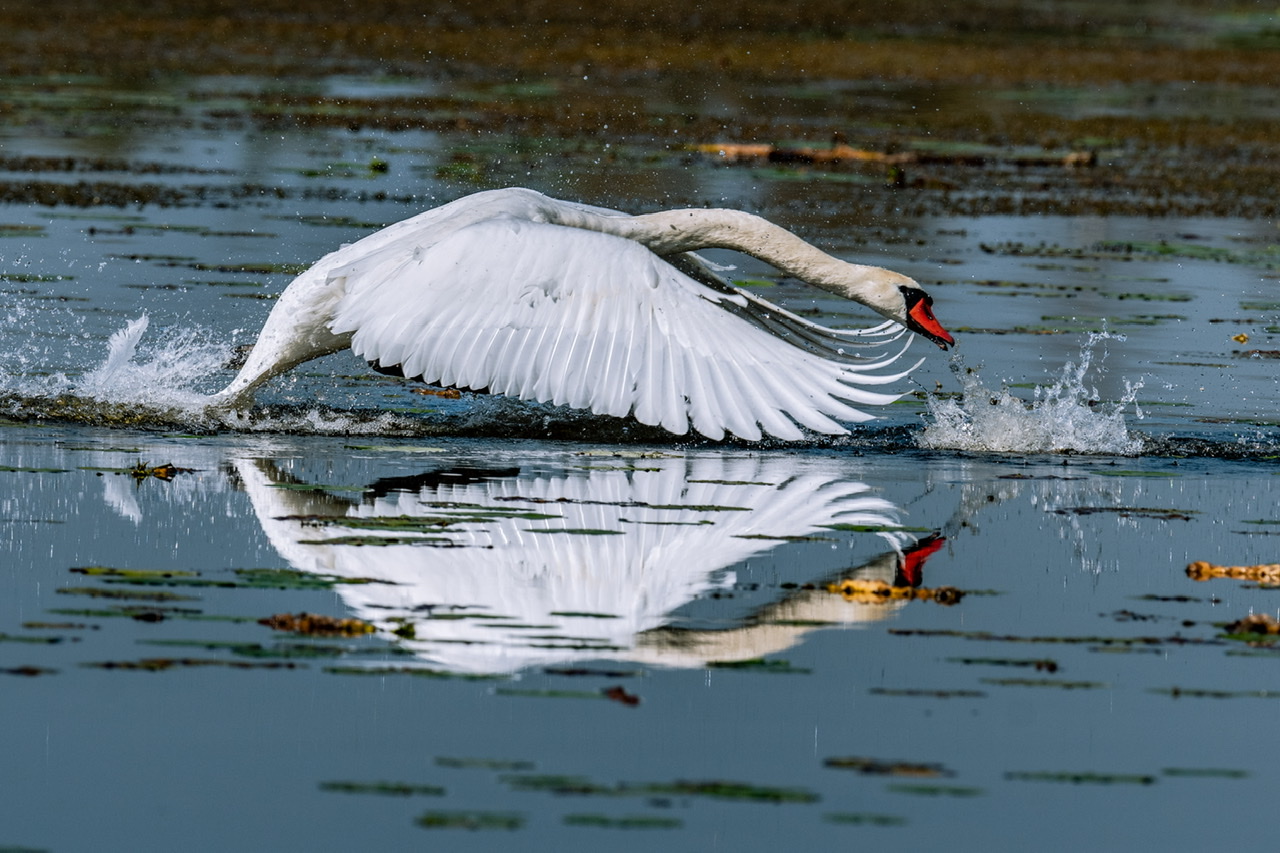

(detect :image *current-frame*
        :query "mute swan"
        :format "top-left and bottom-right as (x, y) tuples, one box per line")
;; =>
(209, 188), (953, 440)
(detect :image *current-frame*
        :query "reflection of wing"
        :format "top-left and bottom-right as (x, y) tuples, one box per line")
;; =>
(236, 453), (918, 674)
(101, 473), (142, 525)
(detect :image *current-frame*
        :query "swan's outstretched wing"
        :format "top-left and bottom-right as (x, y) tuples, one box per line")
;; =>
(329, 218), (918, 440)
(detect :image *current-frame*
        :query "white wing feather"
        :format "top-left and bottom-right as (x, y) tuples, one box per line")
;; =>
(330, 217), (917, 440)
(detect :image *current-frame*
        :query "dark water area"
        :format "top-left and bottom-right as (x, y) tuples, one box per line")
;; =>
(1, 4), (1280, 849)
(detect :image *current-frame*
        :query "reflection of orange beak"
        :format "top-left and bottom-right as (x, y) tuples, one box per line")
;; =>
(897, 534), (946, 587)
(907, 297), (955, 350)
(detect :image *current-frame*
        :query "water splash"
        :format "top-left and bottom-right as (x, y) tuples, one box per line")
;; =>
(917, 332), (1144, 455)
(73, 314), (229, 409)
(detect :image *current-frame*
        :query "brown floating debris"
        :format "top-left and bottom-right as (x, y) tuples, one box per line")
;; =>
(130, 461), (196, 481)
(1187, 561), (1280, 584)
(411, 387), (462, 398)
(823, 756), (953, 778)
(602, 685), (641, 707)
(259, 612), (376, 636)
(1223, 613), (1280, 636)
(691, 143), (1095, 168)
(828, 579), (964, 605)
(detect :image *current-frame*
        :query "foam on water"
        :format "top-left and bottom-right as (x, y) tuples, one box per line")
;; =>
(917, 332), (1145, 455)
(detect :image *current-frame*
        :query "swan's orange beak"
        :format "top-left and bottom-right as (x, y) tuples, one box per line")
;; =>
(904, 291), (954, 350)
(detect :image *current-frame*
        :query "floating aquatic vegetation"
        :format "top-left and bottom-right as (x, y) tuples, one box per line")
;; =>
(981, 240), (1280, 269)
(1187, 560), (1280, 584)
(869, 687), (987, 699)
(125, 461), (196, 481)
(0, 464), (71, 473)
(56, 586), (198, 603)
(823, 757), (953, 778)
(1152, 686), (1280, 699)
(83, 657), (303, 671)
(319, 780), (445, 797)
(414, 811), (524, 831)
(2, 666), (56, 676)
(828, 579), (965, 605)
(0, 633), (69, 645)
(296, 534), (459, 547)
(981, 678), (1107, 689)
(563, 814), (681, 829)
(45, 604), (251, 624)
(71, 567), (198, 580)
(603, 686), (641, 706)
(258, 612), (375, 636)
(235, 569), (388, 589)
(498, 774), (820, 803)
(1052, 505), (1194, 520)
(141, 639), (391, 659)
(1220, 613), (1280, 641)
(544, 667), (639, 677)
(886, 783), (983, 797)
(948, 656), (1059, 672)
(707, 658), (812, 674)
(1005, 771), (1156, 785)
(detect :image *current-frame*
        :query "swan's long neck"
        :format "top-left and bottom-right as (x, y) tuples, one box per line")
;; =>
(544, 204), (901, 307)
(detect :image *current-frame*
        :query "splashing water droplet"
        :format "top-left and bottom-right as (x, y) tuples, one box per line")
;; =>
(918, 332), (1144, 455)
(73, 316), (230, 409)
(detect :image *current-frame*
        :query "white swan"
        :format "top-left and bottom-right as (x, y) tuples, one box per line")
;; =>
(208, 188), (953, 440)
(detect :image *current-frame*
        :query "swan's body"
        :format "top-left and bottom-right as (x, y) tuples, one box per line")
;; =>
(209, 188), (952, 440)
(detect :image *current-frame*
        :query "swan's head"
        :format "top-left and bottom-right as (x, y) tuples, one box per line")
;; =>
(857, 270), (954, 350)
(898, 284), (954, 350)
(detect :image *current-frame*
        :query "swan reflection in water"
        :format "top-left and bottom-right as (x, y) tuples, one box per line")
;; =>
(231, 453), (946, 674)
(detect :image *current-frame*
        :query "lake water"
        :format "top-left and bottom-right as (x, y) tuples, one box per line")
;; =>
(0, 72), (1278, 851)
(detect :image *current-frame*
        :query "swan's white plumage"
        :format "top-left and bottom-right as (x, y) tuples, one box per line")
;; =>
(328, 216), (913, 441)
(207, 188), (949, 440)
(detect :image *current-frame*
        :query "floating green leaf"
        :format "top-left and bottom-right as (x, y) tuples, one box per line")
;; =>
(1005, 771), (1155, 785)
(320, 780), (446, 797)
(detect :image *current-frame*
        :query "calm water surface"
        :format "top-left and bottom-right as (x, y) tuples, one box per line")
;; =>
(0, 73), (1277, 852)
